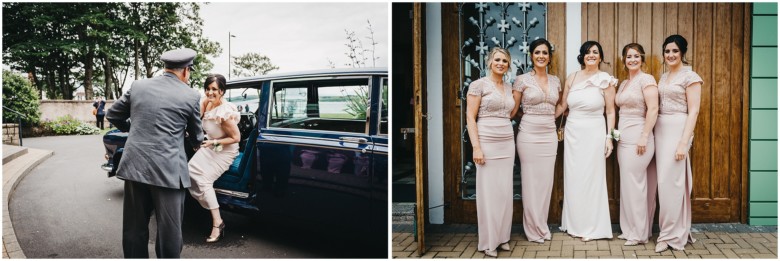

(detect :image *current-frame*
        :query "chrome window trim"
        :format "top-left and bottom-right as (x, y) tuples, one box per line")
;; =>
(261, 132), (370, 143)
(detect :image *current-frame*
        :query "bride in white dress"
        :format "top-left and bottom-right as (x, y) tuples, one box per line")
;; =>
(555, 41), (617, 241)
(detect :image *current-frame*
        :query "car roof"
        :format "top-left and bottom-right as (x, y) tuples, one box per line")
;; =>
(226, 67), (387, 89)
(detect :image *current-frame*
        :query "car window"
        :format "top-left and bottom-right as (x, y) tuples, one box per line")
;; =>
(270, 78), (370, 134)
(226, 88), (261, 114)
(379, 77), (388, 135)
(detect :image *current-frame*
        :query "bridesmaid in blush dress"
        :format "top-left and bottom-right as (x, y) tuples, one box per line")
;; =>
(556, 41), (616, 242)
(188, 74), (241, 243)
(466, 47), (516, 257)
(653, 35), (703, 253)
(511, 38), (561, 244)
(615, 43), (659, 246)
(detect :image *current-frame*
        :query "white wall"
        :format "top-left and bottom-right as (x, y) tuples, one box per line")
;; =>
(566, 3), (582, 77)
(39, 100), (115, 123)
(425, 3), (445, 224)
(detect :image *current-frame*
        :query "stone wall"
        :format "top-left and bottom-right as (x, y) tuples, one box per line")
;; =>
(39, 100), (115, 123)
(2, 124), (20, 145)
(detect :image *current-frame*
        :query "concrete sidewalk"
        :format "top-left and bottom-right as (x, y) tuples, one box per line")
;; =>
(2, 144), (54, 259)
(392, 223), (778, 259)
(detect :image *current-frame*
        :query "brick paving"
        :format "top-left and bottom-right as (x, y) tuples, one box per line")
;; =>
(392, 224), (778, 258)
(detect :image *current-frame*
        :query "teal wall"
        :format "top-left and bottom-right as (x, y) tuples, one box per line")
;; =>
(749, 2), (778, 226)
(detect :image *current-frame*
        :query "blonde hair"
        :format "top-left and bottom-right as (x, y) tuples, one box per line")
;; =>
(485, 47), (511, 72)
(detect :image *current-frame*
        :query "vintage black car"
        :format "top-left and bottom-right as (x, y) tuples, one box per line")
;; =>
(101, 68), (388, 247)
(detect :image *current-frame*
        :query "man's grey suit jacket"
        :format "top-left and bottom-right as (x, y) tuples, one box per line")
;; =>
(107, 72), (203, 189)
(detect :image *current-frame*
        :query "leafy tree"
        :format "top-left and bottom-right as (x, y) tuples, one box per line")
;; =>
(2, 70), (41, 124)
(231, 52), (279, 78)
(3, 2), (222, 99)
(190, 37), (222, 89)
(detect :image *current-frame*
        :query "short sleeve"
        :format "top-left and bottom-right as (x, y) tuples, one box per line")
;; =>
(683, 71), (703, 89)
(512, 75), (527, 92)
(467, 80), (485, 96)
(640, 74), (658, 90)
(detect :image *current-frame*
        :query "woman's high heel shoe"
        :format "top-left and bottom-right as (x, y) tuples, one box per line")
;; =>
(206, 222), (225, 243)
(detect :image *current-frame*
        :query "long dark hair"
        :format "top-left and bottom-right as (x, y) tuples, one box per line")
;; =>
(203, 74), (227, 94)
(662, 34), (689, 65)
(529, 38), (553, 70)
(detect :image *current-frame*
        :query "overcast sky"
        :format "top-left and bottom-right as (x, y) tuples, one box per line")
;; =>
(200, 2), (389, 79)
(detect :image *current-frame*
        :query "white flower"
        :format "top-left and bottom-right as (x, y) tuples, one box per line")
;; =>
(611, 129), (621, 142)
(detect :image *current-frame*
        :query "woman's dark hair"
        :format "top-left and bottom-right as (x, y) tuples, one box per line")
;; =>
(204, 74), (227, 94)
(529, 38), (553, 59)
(662, 34), (689, 65)
(577, 41), (605, 66)
(622, 43), (646, 70)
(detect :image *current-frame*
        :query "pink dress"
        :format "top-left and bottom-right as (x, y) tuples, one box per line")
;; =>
(188, 100), (240, 209)
(467, 77), (515, 252)
(615, 72), (657, 243)
(559, 72), (615, 240)
(653, 67), (702, 250)
(512, 73), (560, 242)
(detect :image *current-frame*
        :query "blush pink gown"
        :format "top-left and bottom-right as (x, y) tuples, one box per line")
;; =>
(188, 100), (240, 209)
(467, 78), (516, 252)
(653, 67), (702, 250)
(615, 72), (657, 243)
(559, 72), (615, 240)
(512, 73), (560, 242)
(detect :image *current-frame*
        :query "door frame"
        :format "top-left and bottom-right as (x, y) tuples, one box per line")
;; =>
(412, 2), (428, 256)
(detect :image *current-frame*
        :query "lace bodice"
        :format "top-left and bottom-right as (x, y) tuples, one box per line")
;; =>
(467, 77), (515, 118)
(512, 73), (561, 115)
(658, 67), (703, 115)
(616, 73), (657, 117)
(202, 100), (240, 140)
(567, 71), (616, 117)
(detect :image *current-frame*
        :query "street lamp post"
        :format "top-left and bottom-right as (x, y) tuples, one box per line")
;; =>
(228, 32), (236, 80)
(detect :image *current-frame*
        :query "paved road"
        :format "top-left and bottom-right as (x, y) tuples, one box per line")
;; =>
(10, 135), (385, 258)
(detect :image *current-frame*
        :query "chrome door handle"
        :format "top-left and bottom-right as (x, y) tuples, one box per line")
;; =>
(339, 137), (368, 144)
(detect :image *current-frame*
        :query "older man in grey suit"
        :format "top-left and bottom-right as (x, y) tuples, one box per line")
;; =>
(107, 48), (203, 258)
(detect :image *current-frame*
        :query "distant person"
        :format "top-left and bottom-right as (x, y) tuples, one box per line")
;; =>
(106, 48), (203, 258)
(93, 96), (106, 129)
(188, 74), (241, 243)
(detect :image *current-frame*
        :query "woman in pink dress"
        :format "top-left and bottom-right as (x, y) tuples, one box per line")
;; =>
(188, 74), (241, 243)
(511, 38), (560, 244)
(466, 47), (515, 257)
(556, 41), (616, 242)
(653, 34), (702, 252)
(615, 43), (659, 246)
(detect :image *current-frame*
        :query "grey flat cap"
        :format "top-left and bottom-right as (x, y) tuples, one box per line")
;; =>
(161, 48), (197, 69)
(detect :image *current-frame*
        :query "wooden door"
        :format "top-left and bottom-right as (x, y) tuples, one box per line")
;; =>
(581, 2), (750, 223)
